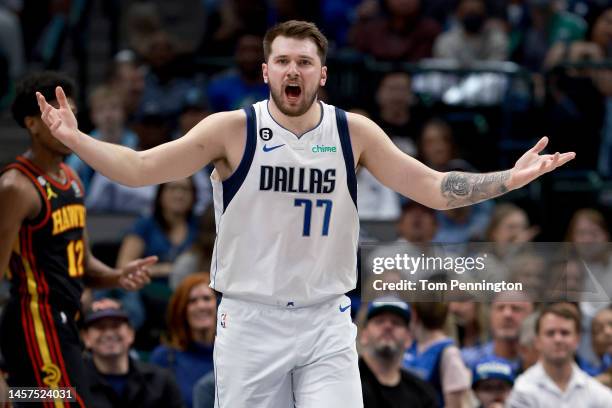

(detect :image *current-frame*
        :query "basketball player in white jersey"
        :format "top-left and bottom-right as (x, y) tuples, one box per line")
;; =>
(37, 20), (575, 408)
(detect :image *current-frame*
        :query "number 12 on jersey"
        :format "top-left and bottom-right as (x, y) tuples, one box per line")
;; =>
(294, 198), (332, 236)
(67, 239), (84, 278)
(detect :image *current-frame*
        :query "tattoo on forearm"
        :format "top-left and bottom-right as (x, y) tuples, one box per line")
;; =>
(441, 170), (510, 208)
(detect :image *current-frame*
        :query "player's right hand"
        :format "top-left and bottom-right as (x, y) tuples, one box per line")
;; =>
(36, 86), (79, 148)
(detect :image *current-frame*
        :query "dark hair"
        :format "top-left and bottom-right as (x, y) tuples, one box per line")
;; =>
(418, 117), (456, 159)
(585, 5), (612, 42)
(536, 303), (581, 335)
(153, 178), (197, 233)
(11, 71), (76, 128)
(412, 302), (449, 330)
(263, 20), (328, 64)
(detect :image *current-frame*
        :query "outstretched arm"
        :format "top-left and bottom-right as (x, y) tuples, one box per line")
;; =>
(349, 113), (575, 210)
(37, 87), (238, 187)
(439, 170), (511, 208)
(438, 137), (575, 208)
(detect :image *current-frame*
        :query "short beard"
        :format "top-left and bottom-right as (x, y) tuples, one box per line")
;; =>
(269, 87), (318, 117)
(373, 343), (402, 361)
(494, 330), (519, 342)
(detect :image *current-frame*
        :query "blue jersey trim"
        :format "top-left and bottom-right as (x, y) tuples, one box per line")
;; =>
(222, 106), (257, 211)
(335, 108), (357, 208)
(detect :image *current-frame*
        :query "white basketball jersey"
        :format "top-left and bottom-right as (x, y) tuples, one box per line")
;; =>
(210, 100), (359, 306)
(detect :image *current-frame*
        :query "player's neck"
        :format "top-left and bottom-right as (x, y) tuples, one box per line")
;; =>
(24, 148), (65, 179)
(268, 98), (321, 136)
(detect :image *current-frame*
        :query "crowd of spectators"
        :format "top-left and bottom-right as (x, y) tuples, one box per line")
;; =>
(2, 0), (612, 407)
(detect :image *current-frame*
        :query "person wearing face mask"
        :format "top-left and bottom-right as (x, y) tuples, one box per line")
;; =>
(82, 298), (184, 408)
(433, 0), (509, 65)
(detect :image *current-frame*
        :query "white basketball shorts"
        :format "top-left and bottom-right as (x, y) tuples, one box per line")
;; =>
(213, 294), (363, 408)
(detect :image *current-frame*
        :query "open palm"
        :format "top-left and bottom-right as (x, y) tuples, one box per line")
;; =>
(36, 86), (79, 147)
(509, 137), (575, 190)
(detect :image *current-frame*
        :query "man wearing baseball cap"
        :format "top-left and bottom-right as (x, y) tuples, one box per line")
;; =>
(359, 297), (437, 408)
(82, 299), (184, 408)
(472, 356), (515, 408)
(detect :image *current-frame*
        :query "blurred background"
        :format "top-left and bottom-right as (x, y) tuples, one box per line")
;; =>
(2, 0), (612, 240)
(2, 1), (612, 406)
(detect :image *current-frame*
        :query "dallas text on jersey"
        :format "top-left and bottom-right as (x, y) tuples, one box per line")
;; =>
(259, 166), (336, 194)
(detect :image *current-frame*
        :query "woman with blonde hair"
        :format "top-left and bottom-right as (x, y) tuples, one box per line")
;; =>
(150, 273), (216, 408)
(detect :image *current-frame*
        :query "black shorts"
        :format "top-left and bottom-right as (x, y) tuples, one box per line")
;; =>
(0, 301), (93, 407)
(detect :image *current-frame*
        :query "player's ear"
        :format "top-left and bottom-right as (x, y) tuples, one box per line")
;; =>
(24, 115), (41, 134)
(262, 63), (269, 84)
(320, 66), (327, 87)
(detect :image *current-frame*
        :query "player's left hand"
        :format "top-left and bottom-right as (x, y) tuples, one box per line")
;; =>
(118, 256), (157, 290)
(508, 137), (575, 190)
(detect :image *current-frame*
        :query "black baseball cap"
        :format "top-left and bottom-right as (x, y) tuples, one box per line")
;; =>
(83, 306), (130, 327)
(366, 297), (411, 325)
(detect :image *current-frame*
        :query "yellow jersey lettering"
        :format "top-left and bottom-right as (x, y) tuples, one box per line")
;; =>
(52, 210), (63, 235)
(51, 204), (86, 235)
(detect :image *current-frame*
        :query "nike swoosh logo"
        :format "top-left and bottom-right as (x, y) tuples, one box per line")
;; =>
(263, 143), (285, 152)
(339, 303), (351, 313)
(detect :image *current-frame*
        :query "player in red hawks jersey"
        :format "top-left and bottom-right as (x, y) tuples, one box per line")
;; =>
(0, 72), (156, 407)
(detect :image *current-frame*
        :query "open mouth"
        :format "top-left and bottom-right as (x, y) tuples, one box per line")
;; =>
(285, 84), (302, 100)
